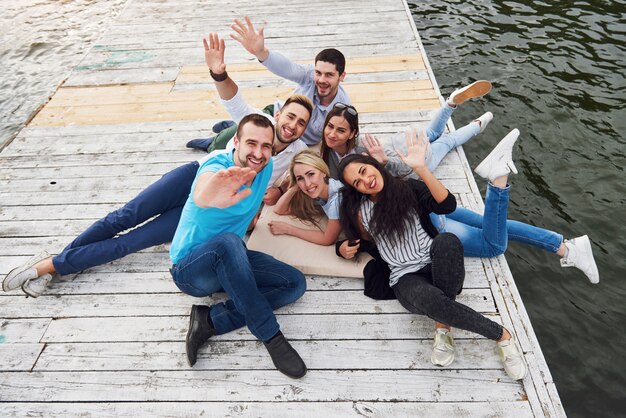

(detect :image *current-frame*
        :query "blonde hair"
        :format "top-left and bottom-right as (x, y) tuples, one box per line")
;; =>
(288, 150), (331, 228)
(283, 94), (314, 118)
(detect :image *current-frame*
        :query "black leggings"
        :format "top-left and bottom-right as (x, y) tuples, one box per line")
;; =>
(392, 233), (503, 341)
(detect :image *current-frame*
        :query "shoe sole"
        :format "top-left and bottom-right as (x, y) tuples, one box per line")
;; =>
(578, 235), (600, 283)
(452, 80), (492, 105)
(474, 128), (520, 178)
(2, 251), (49, 292)
(21, 281), (40, 298)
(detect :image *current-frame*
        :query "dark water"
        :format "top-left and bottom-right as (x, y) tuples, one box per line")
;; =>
(408, 1), (626, 416)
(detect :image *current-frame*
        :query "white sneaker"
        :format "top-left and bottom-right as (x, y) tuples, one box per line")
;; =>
(447, 80), (492, 106)
(2, 251), (50, 292)
(22, 274), (54, 298)
(431, 328), (455, 367)
(497, 337), (527, 380)
(474, 111), (494, 133)
(474, 128), (520, 181)
(561, 235), (600, 284)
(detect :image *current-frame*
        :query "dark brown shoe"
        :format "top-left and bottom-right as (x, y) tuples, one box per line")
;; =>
(263, 331), (307, 379)
(186, 304), (215, 367)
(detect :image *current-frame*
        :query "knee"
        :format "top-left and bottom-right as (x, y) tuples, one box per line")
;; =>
(289, 268), (307, 299)
(484, 240), (507, 257)
(432, 233), (463, 255)
(214, 233), (244, 250)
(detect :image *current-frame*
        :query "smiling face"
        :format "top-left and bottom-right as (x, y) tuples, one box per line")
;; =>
(314, 61), (345, 102)
(323, 115), (356, 154)
(342, 161), (385, 198)
(274, 102), (310, 144)
(293, 163), (328, 200)
(233, 123), (274, 173)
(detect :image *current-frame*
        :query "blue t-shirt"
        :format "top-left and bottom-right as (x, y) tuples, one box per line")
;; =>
(169, 150), (273, 264)
(314, 178), (342, 220)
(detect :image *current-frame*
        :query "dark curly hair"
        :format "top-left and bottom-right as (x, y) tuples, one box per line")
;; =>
(338, 154), (421, 243)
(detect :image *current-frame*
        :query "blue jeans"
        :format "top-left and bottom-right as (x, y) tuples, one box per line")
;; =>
(170, 233), (306, 341)
(52, 161), (199, 275)
(430, 183), (563, 257)
(426, 104), (481, 171)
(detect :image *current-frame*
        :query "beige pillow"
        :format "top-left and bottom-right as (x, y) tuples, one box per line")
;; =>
(247, 205), (372, 278)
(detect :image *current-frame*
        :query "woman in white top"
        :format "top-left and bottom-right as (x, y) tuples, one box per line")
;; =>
(269, 150), (342, 246)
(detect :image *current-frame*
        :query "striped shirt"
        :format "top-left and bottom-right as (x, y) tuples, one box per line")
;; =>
(360, 198), (433, 286)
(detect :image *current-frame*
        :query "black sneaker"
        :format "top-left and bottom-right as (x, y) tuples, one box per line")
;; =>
(186, 304), (215, 366)
(263, 331), (307, 379)
(212, 120), (235, 133)
(186, 137), (215, 151)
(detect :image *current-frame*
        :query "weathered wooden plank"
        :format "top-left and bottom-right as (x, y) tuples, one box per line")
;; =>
(0, 177), (470, 205)
(0, 401), (535, 418)
(0, 370), (525, 402)
(39, 314), (502, 343)
(0, 344), (43, 371)
(35, 339), (502, 371)
(0, 265), (489, 294)
(0, 288), (497, 318)
(0, 319), (51, 343)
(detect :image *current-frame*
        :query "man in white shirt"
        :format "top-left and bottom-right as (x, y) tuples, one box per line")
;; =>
(197, 33), (313, 205)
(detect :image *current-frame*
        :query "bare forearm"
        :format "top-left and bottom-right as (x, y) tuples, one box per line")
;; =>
(273, 187), (296, 215)
(214, 76), (238, 101)
(286, 224), (337, 246)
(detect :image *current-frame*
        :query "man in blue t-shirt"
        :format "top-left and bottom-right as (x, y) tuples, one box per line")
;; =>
(170, 113), (307, 379)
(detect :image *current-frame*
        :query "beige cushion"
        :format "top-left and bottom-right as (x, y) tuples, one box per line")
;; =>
(247, 205), (372, 278)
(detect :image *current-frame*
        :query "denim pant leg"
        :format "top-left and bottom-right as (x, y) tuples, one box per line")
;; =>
(393, 234), (503, 340)
(52, 162), (198, 275)
(445, 208), (563, 253)
(171, 233), (281, 341)
(430, 183), (509, 258)
(62, 162), (198, 250)
(210, 250), (306, 336)
(428, 121), (480, 171)
(52, 206), (183, 276)
(425, 104), (455, 143)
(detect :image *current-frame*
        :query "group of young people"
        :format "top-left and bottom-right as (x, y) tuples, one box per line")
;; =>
(4, 17), (599, 381)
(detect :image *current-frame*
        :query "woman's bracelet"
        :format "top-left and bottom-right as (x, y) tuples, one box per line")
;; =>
(277, 185), (285, 195)
(209, 70), (228, 82)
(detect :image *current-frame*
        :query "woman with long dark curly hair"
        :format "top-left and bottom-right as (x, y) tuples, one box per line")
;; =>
(337, 128), (527, 380)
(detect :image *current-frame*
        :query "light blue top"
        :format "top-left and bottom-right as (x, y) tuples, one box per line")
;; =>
(314, 178), (343, 220)
(262, 50), (351, 146)
(169, 149), (273, 264)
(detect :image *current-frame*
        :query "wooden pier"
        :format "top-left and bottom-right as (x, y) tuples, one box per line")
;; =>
(0, 0), (565, 416)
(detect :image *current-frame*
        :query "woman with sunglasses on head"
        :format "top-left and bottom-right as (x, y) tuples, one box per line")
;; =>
(269, 150), (342, 245)
(337, 128), (528, 379)
(320, 81), (495, 180)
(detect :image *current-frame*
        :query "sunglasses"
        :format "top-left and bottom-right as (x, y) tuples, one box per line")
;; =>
(333, 102), (358, 117)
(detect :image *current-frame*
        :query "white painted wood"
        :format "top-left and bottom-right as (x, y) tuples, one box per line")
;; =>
(0, 401), (535, 418)
(0, 370), (525, 402)
(0, 319), (51, 343)
(0, 344), (43, 371)
(35, 339), (503, 371)
(39, 314), (502, 343)
(0, 288), (497, 318)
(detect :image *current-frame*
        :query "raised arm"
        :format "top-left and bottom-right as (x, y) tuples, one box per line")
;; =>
(193, 166), (257, 208)
(204, 32), (265, 124)
(230, 16), (310, 85)
(204, 33), (237, 100)
(397, 129), (450, 203)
